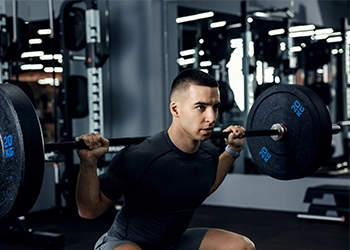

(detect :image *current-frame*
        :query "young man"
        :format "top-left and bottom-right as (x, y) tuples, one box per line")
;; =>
(75, 69), (255, 250)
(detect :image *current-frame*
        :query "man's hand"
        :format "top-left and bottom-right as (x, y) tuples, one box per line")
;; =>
(75, 132), (110, 164)
(223, 125), (245, 152)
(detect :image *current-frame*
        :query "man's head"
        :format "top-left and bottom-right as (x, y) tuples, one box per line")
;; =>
(169, 69), (221, 145)
(170, 69), (219, 101)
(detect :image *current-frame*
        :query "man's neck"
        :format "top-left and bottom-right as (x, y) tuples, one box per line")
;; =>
(167, 125), (200, 153)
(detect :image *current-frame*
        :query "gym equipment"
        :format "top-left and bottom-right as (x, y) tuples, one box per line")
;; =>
(247, 84), (335, 180)
(58, 75), (89, 118)
(0, 83), (345, 219)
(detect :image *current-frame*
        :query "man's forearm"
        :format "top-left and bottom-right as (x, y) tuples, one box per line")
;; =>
(76, 161), (102, 218)
(209, 151), (236, 195)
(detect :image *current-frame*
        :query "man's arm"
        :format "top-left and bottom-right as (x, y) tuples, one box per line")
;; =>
(75, 133), (114, 219)
(209, 125), (245, 195)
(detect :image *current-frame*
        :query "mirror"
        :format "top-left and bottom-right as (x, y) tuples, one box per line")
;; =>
(172, 4), (349, 177)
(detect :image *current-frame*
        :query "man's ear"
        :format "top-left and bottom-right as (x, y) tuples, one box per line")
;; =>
(170, 101), (179, 117)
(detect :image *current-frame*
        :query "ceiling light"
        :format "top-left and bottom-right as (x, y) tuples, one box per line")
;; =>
(21, 51), (44, 58)
(20, 64), (44, 70)
(326, 36), (342, 43)
(28, 38), (42, 44)
(40, 54), (63, 60)
(177, 57), (196, 66)
(290, 46), (302, 53)
(199, 61), (212, 67)
(179, 49), (195, 57)
(254, 12), (269, 18)
(289, 24), (315, 32)
(44, 67), (63, 73)
(38, 78), (60, 86)
(289, 30), (315, 38)
(175, 11), (214, 24)
(38, 29), (52, 35)
(314, 28), (334, 35)
(210, 21), (226, 29)
(268, 28), (285, 36)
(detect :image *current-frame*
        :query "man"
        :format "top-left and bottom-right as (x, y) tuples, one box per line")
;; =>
(75, 69), (255, 250)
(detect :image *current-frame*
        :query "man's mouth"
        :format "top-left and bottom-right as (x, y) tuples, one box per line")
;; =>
(201, 128), (214, 135)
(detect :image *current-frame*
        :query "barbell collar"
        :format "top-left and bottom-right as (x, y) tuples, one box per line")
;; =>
(332, 124), (341, 134)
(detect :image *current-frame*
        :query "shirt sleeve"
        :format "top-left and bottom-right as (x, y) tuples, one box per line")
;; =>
(98, 146), (135, 201)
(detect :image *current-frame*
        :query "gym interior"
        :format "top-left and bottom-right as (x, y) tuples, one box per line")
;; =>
(0, 0), (349, 249)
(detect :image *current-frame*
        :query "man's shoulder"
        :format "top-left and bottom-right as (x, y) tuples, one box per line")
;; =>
(125, 130), (169, 155)
(200, 139), (219, 157)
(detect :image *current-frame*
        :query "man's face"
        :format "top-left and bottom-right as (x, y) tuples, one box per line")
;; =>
(175, 84), (220, 141)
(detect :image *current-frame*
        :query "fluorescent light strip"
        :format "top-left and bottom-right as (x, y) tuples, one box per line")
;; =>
(316, 68), (324, 74)
(21, 51), (44, 58)
(314, 28), (334, 35)
(290, 46), (302, 53)
(313, 34), (329, 40)
(179, 49), (196, 57)
(29, 38), (42, 44)
(38, 29), (52, 35)
(268, 28), (285, 36)
(289, 24), (315, 33)
(199, 61), (212, 67)
(226, 23), (242, 29)
(38, 78), (60, 86)
(176, 11), (214, 24)
(210, 21), (226, 29)
(20, 64), (44, 70)
(329, 32), (342, 36)
(326, 36), (342, 43)
(254, 12), (269, 18)
(289, 30), (315, 38)
(71, 55), (86, 61)
(40, 54), (63, 60)
(44, 67), (63, 73)
(177, 57), (196, 66)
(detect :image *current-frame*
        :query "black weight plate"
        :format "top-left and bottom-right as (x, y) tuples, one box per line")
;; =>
(0, 84), (45, 218)
(0, 88), (25, 218)
(64, 7), (86, 51)
(246, 84), (332, 180)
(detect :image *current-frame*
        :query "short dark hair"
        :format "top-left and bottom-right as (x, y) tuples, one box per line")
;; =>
(170, 69), (219, 98)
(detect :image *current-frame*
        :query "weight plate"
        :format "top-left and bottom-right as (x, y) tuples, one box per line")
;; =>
(0, 88), (25, 218)
(246, 84), (332, 180)
(0, 84), (45, 218)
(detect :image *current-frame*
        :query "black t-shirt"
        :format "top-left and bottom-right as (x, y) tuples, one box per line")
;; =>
(99, 130), (219, 249)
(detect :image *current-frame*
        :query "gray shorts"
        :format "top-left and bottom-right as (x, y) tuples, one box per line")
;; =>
(94, 228), (209, 250)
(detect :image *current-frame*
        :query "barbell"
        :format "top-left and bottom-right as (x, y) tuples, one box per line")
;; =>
(0, 83), (345, 219)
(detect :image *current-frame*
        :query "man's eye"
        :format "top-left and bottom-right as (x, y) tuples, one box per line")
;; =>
(214, 105), (220, 111)
(197, 106), (205, 111)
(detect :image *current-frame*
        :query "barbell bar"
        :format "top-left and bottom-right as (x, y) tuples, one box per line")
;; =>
(0, 83), (348, 220)
(45, 128), (280, 152)
(44, 124), (342, 152)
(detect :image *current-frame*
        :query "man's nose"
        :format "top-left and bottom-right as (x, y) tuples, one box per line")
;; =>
(206, 109), (217, 123)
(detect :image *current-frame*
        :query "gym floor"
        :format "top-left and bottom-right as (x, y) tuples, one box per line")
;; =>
(0, 205), (349, 250)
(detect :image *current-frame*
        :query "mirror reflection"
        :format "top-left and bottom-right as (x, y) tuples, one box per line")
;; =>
(175, 5), (349, 176)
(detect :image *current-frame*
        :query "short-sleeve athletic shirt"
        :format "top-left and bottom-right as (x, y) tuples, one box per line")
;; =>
(98, 130), (219, 249)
